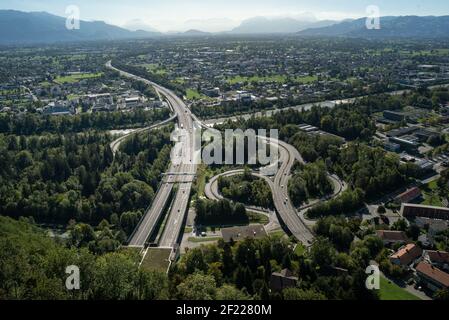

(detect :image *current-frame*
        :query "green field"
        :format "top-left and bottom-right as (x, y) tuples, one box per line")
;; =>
(195, 165), (212, 198)
(186, 88), (205, 100)
(173, 77), (186, 84)
(141, 63), (167, 75)
(54, 72), (103, 84)
(401, 49), (449, 57)
(379, 276), (421, 300)
(294, 243), (306, 256)
(247, 211), (270, 225)
(140, 248), (171, 273)
(268, 229), (288, 238)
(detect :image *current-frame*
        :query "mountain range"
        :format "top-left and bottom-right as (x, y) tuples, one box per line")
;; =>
(0, 10), (160, 44)
(298, 15), (449, 38)
(229, 16), (337, 34)
(1, 10), (449, 45)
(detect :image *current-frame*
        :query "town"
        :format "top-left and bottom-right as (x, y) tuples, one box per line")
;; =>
(1, 1), (449, 306)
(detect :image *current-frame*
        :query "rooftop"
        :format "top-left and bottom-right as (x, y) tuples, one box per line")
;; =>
(221, 224), (267, 243)
(425, 250), (449, 264)
(376, 230), (409, 242)
(416, 262), (449, 288)
(395, 187), (422, 203)
(390, 243), (423, 265)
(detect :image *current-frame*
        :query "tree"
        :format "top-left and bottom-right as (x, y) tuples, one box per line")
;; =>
(392, 219), (408, 232)
(92, 252), (138, 300)
(259, 282), (270, 300)
(136, 270), (169, 300)
(70, 223), (96, 247)
(185, 248), (208, 274)
(176, 273), (217, 300)
(434, 289), (449, 300)
(283, 288), (326, 300)
(216, 285), (249, 300)
(221, 243), (234, 278)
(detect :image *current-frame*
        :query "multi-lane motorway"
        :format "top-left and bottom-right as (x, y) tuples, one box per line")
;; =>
(104, 64), (447, 252)
(106, 60), (321, 249)
(106, 61), (197, 248)
(109, 114), (177, 157)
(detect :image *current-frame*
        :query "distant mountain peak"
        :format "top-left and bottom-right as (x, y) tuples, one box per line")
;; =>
(230, 16), (337, 34)
(184, 29), (209, 34)
(122, 19), (160, 33)
(0, 10), (160, 44)
(298, 15), (449, 38)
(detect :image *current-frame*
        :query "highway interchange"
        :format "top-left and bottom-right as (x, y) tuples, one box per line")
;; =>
(106, 61), (445, 255)
(106, 60), (340, 252)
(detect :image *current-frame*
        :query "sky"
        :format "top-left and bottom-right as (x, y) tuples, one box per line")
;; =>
(1, 0), (449, 32)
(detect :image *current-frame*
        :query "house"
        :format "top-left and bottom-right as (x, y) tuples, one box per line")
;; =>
(221, 224), (267, 243)
(386, 126), (419, 138)
(429, 221), (449, 237)
(43, 101), (74, 116)
(298, 124), (319, 132)
(376, 230), (409, 245)
(414, 129), (440, 143)
(202, 87), (221, 97)
(416, 262), (449, 292)
(270, 269), (298, 292)
(383, 110), (407, 122)
(415, 159), (435, 172)
(124, 97), (141, 109)
(389, 136), (419, 150)
(415, 217), (448, 245)
(84, 93), (114, 106)
(422, 250), (449, 272)
(415, 217), (449, 233)
(395, 187), (422, 204)
(389, 243), (423, 268)
(236, 91), (253, 103)
(401, 203), (449, 221)
(384, 141), (401, 152)
(149, 100), (164, 108)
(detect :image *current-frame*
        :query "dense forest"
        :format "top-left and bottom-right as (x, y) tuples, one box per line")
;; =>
(0, 108), (169, 135)
(0, 216), (169, 300)
(0, 127), (172, 241)
(195, 198), (248, 226)
(170, 221), (383, 300)
(332, 144), (421, 198)
(3, 206), (449, 300)
(289, 161), (333, 207)
(218, 169), (274, 209)
(216, 105), (375, 141)
(0, 214), (378, 300)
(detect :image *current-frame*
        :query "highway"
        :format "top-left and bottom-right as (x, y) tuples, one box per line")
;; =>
(203, 136), (317, 245)
(261, 137), (315, 245)
(205, 169), (275, 216)
(106, 61), (197, 248)
(109, 114), (177, 157)
(106, 60), (341, 249)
